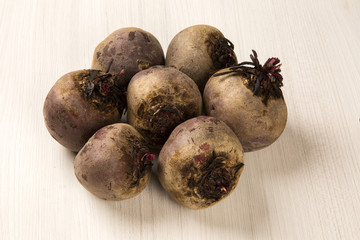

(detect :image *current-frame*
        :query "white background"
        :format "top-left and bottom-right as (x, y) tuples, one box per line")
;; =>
(1, 0), (360, 239)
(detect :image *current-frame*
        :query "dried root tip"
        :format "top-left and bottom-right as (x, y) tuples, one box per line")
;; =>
(214, 50), (284, 105)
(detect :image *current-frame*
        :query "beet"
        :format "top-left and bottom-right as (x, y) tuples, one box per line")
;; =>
(204, 50), (288, 152)
(43, 69), (126, 152)
(92, 27), (165, 87)
(74, 123), (155, 200)
(127, 66), (202, 149)
(157, 116), (245, 209)
(166, 24), (237, 92)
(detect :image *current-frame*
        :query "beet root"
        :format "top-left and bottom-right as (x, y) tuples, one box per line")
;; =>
(92, 27), (165, 87)
(204, 50), (287, 152)
(127, 66), (202, 149)
(166, 24), (237, 92)
(74, 123), (155, 200)
(157, 116), (245, 209)
(43, 69), (127, 152)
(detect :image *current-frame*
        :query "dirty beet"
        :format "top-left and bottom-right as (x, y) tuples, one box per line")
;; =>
(166, 25), (238, 92)
(92, 27), (165, 88)
(127, 66), (202, 150)
(43, 69), (127, 152)
(74, 123), (155, 201)
(204, 50), (288, 152)
(158, 116), (245, 209)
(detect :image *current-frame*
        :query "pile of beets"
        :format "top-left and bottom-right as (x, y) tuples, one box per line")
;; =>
(43, 25), (287, 209)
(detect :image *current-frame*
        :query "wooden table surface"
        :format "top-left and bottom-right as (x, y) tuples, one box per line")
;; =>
(1, 0), (359, 239)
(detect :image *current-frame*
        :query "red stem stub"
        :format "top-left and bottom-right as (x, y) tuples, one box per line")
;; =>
(142, 153), (155, 161)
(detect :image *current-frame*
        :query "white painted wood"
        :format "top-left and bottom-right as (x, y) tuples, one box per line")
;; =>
(1, 0), (360, 239)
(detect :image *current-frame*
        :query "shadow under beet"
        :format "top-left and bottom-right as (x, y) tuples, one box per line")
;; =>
(253, 123), (317, 177)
